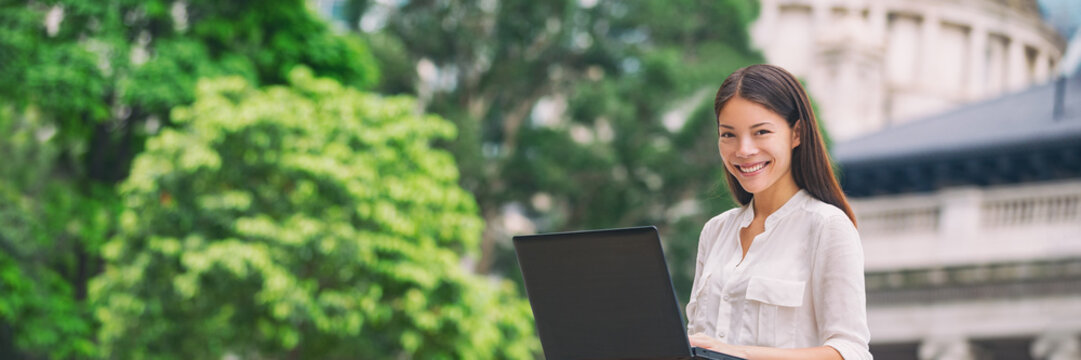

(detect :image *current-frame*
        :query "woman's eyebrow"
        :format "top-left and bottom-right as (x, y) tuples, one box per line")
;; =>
(718, 122), (773, 129)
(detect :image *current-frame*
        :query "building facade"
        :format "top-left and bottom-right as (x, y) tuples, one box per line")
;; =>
(760, 3), (1078, 355)
(752, 0), (1066, 141)
(834, 75), (1081, 359)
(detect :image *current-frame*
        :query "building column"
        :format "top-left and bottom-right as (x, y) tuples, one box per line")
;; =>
(919, 337), (986, 360)
(920, 12), (941, 91)
(1032, 333), (1081, 360)
(966, 25), (988, 100)
(1007, 37), (1027, 91)
(812, 1), (831, 37)
(867, 2), (887, 43)
(751, 0), (779, 53)
(1034, 51), (1050, 84)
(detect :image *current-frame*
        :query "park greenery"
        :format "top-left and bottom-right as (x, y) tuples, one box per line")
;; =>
(92, 68), (535, 359)
(344, 0), (764, 298)
(0, 0), (763, 358)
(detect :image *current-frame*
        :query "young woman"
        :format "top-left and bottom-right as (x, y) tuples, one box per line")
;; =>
(685, 64), (872, 360)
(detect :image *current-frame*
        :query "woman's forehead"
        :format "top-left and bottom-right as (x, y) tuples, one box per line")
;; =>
(717, 97), (785, 127)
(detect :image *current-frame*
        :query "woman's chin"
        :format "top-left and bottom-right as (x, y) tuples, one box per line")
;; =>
(741, 185), (764, 194)
(735, 176), (769, 193)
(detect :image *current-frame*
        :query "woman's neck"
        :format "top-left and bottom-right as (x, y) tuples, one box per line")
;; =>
(752, 175), (800, 218)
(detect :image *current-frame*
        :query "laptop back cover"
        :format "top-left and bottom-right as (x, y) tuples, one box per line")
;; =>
(513, 226), (692, 359)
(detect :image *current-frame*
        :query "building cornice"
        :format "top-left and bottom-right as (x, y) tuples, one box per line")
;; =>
(867, 257), (1081, 306)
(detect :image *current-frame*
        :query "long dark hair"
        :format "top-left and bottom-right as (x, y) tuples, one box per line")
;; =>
(713, 64), (857, 226)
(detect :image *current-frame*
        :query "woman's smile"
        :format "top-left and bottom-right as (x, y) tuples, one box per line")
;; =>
(717, 96), (799, 195)
(735, 161), (770, 175)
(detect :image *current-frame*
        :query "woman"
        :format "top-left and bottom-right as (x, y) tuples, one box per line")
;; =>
(685, 64), (872, 360)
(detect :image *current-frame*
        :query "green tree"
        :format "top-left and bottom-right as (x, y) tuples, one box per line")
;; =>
(341, 0), (763, 299)
(0, 0), (377, 356)
(0, 105), (105, 358)
(91, 68), (537, 359)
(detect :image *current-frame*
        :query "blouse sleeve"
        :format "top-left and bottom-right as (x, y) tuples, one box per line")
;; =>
(686, 215), (721, 333)
(811, 215), (873, 360)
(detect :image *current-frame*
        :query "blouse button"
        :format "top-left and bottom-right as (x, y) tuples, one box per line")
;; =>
(718, 332), (726, 338)
(723, 295), (731, 301)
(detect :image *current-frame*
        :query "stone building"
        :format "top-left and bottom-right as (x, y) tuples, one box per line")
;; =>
(759, 2), (1077, 357)
(752, 0), (1067, 141)
(834, 74), (1081, 359)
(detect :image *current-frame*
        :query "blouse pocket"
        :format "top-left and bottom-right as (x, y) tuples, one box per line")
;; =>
(746, 276), (805, 347)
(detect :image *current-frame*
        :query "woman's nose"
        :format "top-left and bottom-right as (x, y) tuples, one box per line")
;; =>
(736, 138), (758, 157)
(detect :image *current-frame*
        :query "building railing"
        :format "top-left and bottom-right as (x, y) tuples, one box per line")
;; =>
(980, 192), (1081, 227)
(853, 181), (1081, 236)
(858, 206), (940, 234)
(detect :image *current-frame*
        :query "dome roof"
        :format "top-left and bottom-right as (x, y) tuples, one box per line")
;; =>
(1001, 0), (1043, 17)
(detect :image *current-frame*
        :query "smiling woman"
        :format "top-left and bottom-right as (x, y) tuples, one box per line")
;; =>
(717, 96), (801, 200)
(685, 64), (871, 360)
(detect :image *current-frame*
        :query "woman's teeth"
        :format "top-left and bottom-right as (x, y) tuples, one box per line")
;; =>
(738, 162), (767, 173)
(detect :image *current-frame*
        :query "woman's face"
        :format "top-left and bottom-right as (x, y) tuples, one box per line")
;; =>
(717, 95), (800, 195)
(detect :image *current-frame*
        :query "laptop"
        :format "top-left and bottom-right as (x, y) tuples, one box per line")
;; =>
(513, 226), (745, 360)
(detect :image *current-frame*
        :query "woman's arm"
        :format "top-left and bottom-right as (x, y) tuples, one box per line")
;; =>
(690, 333), (843, 360)
(809, 215), (872, 360)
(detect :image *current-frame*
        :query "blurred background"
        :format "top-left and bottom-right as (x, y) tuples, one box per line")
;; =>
(0, 0), (1078, 359)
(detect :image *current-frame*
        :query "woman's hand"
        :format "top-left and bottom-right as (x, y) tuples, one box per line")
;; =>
(688, 332), (723, 349)
(689, 333), (846, 360)
(689, 333), (749, 358)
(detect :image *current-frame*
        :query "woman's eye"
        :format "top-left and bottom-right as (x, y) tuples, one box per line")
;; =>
(755, 129), (772, 135)
(720, 132), (734, 138)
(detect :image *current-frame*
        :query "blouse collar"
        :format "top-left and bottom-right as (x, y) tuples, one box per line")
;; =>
(737, 189), (810, 229)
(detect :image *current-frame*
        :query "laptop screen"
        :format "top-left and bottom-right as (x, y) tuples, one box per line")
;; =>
(513, 226), (692, 359)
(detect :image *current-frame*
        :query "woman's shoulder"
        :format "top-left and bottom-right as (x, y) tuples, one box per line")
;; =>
(795, 194), (861, 251)
(797, 193), (855, 229)
(709, 205), (745, 225)
(701, 206), (745, 234)
(697, 206), (745, 252)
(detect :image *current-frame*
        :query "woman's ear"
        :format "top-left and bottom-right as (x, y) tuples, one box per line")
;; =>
(791, 120), (802, 148)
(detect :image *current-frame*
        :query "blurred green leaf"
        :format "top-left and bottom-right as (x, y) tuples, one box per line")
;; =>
(91, 69), (538, 359)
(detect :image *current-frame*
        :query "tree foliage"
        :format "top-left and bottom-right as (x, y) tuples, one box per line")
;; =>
(0, 87), (113, 360)
(1, 0), (377, 180)
(0, 0), (439, 358)
(1, 0), (772, 357)
(346, 0), (764, 298)
(90, 68), (537, 359)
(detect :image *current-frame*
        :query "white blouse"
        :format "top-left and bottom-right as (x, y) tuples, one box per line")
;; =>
(685, 190), (872, 360)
